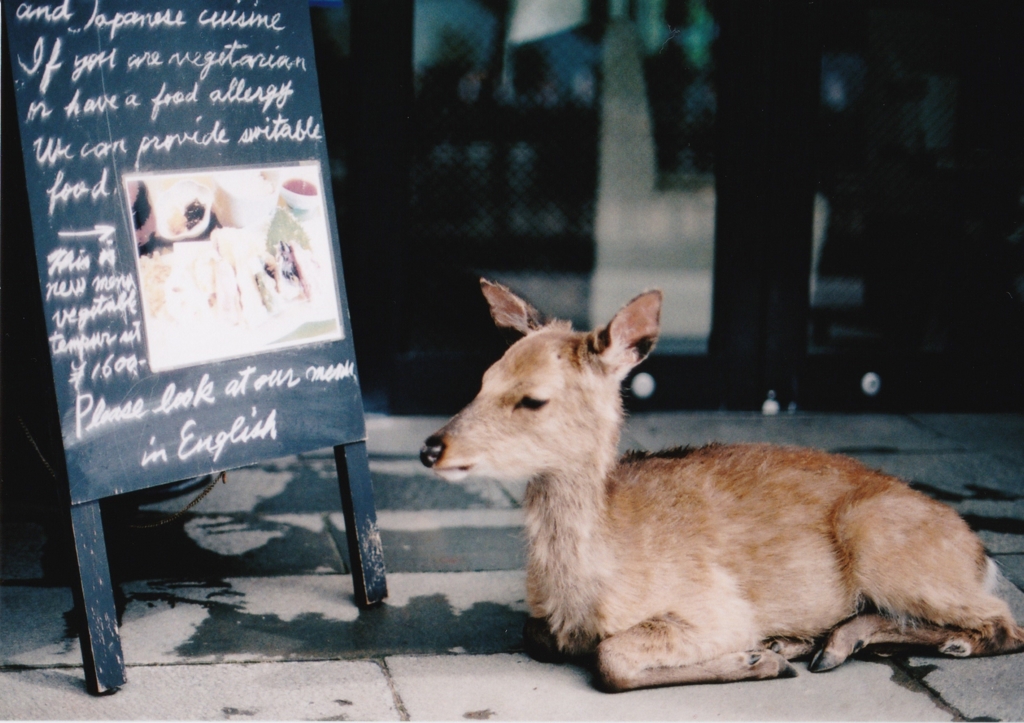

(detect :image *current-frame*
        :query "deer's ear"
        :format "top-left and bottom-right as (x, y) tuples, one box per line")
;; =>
(593, 290), (662, 379)
(480, 279), (544, 335)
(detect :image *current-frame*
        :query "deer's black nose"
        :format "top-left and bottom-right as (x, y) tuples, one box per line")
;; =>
(420, 435), (445, 467)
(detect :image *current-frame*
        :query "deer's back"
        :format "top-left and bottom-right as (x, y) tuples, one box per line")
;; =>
(608, 442), (895, 527)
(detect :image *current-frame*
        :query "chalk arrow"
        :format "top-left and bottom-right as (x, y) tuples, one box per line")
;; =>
(59, 224), (116, 244)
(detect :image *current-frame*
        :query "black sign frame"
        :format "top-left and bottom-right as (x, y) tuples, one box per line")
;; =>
(2, 0), (387, 694)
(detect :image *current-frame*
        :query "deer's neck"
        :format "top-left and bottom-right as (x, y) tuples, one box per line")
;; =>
(523, 450), (617, 652)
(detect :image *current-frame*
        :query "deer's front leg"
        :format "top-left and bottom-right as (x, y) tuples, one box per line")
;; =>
(596, 616), (797, 692)
(765, 636), (819, 660)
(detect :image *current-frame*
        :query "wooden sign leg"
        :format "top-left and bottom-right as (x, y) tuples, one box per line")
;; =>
(69, 500), (127, 695)
(333, 441), (388, 607)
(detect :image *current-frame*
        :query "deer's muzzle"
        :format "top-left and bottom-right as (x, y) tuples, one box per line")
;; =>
(420, 435), (445, 468)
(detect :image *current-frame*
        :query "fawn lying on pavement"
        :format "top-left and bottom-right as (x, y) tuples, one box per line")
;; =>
(420, 279), (1024, 691)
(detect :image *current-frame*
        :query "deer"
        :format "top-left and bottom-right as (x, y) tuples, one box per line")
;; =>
(420, 279), (1024, 692)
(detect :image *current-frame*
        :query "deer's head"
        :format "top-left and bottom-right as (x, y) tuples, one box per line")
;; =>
(420, 279), (662, 481)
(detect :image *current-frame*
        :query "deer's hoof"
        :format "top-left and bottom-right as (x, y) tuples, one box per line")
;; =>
(766, 637), (817, 660)
(808, 648), (844, 673)
(940, 639), (972, 657)
(747, 649), (798, 679)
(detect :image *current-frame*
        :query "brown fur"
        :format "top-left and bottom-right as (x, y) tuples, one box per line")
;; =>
(420, 279), (1024, 692)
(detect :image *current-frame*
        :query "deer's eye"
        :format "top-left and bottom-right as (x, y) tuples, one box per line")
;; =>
(515, 396), (549, 411)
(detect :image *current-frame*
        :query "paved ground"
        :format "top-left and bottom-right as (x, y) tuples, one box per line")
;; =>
(2, 411), (1024, 720)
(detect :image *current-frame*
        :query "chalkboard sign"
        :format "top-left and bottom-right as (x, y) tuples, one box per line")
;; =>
(3, 0), (386, 694)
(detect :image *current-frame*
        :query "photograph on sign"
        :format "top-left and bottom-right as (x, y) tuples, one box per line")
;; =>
(124, 164), (344, 372)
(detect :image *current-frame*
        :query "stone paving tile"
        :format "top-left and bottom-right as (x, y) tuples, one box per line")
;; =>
(897, 576), (1024, 721)
(138, 453), (515, 516)
(980, 532), (1024, 555)
(996, 570), (1024, 620)
(365, 415), (450, 457)
(948, 500), (1024, 539)
(329, 510), (526, 573)
(850, 451), (1024, 500)
(372, 458), (518, 508)
(3, 477), (519, 587)
(372, 509), (526, 531)
(386, 654), (949, 721)
(625, 412), (959, 454)
(2, 572), (528, 668)
(369, 466), (515, 510)
(0, 585), (78, 668)
(378, 528), (525, 573)
(327, 526), (527, 575)
(137, 463), (319, 514)
(133, 451), (519, 517)
(0, 521), (46, 580)
(899, 654), (1024, 723)
(102, 512), (347, 582)
(910, 414), (1024, 456)
(0, 661), (400, 720)
(992, 554), (1024, 590)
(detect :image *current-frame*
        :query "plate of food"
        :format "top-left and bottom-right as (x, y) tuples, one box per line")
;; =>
(126, 164), (344, 371)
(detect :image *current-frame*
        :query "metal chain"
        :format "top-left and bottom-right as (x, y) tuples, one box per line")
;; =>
(128, 472), (227, 529)
(18, 415), (227, 529)
(18, 416), (61, 482)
